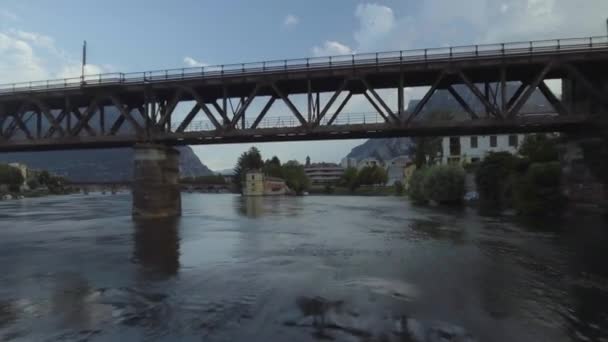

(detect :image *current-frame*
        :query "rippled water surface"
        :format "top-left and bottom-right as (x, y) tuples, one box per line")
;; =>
(0, 193), (607, 341)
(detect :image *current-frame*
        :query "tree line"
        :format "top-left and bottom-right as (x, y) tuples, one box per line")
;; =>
(0, 165), (24, 192)
(233, 147), (310, 194)
(408, 133), (565, 216)
(181, 174), (226, 185)
(339, 165), (388, 191)
(0, 166), (69, 194)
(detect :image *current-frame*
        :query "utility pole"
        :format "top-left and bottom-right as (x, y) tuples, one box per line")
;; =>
(81, 40), (87, 85)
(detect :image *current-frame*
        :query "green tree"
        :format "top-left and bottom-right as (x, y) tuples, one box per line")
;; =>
(281, 160), (310, 194)
(182, 174), (226, 185)
(46, 175), (67, 194)
(27, 178), (39, 190)
(340, 167), (359, 191)
(519, 134), (559, 163)
(0, 164), (24, 192)
(233, 147), (264, 191)
(38, 171), (52, 186)
(580, 134), (608, 192)
(408, 168), (428, 204)
(263, 156), (283, 178)
(394, 181), (405, 196)
(411, 111), (452, 168)
(513, 162), (564, 216)
(422, 165), (465, 204)
(475, 152), (519, 210)
(357, 165), (388, 186)
(412, 137), (442, 168)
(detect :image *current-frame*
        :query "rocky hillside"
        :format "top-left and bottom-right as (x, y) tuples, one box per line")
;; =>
(346, 138), (415, 161)
(0, 146), (212, 182)
(345, 84), (550, 162)
(0, 107), (212, 181)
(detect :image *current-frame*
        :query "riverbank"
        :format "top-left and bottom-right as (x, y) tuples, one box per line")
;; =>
(0, 187), (80, 200)
(308, 185), (402, 196)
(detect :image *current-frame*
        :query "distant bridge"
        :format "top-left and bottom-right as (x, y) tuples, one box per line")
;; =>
(0, 36), (606, 152)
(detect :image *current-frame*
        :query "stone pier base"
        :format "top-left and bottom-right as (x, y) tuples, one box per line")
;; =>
(132, 144), (181, 218)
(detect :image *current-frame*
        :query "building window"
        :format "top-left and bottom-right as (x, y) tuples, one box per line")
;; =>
(449, 137), (460, 156)
(251, 175), (255, 180)
(471, 157), (480, 163)
(508, 135), (519, 147)
(490, 135), (497, 147)
(470, 136), (478, 148)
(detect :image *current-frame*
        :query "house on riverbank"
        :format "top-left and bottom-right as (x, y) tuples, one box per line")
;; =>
(441, 134), (525, 165)
(243, 171), (287, 196)
(304, 162), (344, 186)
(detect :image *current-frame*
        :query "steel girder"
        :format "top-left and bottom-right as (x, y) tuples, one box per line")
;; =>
(0, 59), (604, 149)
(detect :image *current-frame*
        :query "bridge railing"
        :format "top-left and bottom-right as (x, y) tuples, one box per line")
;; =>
(171, 112), (387, 133)
(1, 36), (608, 95)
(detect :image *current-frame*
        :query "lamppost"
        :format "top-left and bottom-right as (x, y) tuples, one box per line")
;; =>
(81, 40), (87, 85)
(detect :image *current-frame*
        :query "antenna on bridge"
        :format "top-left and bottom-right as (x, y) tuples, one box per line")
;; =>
(81, 40), (87, 84)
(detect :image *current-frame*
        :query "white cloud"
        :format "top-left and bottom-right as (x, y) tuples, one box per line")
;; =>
(0, 32), (48, 83)
(354, 3), (395, 50)
(9, 29), (54, 49)
(527, 0), (554, 17)
(0, 29), (110, 84)
(283, 14), (299, 28)
(312, 41), (353, 56)
(183, 56), (206, 67)
(56, 63), (106, 79)
(0, 9), (18, 21)
(324, 0), (608, 55)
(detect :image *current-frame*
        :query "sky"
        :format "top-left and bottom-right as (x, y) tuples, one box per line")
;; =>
(0, 0), (607, 170)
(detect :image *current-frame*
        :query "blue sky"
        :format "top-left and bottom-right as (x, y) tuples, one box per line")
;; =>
(0, 0), (607, 170)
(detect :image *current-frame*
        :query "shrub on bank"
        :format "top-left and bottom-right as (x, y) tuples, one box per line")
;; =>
(394, 181), (405, 196)
(475, 152), (519, 210)
(408, 165), (465, 204)
(513, 162), (564, 216)
(408, 168), (428, 204)
(422, 165), (465, 204)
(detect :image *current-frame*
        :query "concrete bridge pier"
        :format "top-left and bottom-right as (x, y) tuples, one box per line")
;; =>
(132, 144), (181, 218)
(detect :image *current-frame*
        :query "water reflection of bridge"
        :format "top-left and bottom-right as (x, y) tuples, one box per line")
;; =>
(67, 181), (131, 194)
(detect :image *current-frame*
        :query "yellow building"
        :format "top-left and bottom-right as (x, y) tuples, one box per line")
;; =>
(243, 171), (265, 196)
(243, 171), (287, 196)
(403, 163), (417, 191)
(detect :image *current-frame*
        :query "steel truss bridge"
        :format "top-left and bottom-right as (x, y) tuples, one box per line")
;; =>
(0, 36), (607, 152)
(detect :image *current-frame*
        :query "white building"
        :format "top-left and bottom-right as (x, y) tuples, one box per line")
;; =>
(385, 156), (412, 185)
(356, 158), (382, 170)
(340, 157), (358, 169)
(304, 163), (345, 185)
(441, 134), (525, 164)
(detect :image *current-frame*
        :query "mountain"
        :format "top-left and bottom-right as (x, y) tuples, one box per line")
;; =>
(216, 169), (235, 176)
(0, 146), (212, 182)
(346, 138), (415, 161)
(344, 84), (551, 162)
(0, 106), (212, 181)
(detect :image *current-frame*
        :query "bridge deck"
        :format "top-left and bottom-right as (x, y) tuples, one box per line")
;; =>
(0, 36), (607, 103)
(0, 36), (606, 151)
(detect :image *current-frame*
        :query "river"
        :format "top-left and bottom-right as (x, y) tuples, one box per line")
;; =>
(0, 193), (606, 341)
